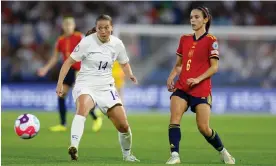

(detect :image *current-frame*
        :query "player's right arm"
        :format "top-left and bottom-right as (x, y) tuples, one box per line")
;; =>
(37, 39), (60, 77)
(167, 36), (183, 92)
(167, 56), (182, 92)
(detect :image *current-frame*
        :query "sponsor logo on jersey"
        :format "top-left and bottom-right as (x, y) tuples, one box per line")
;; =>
(188, 49), (194, 58)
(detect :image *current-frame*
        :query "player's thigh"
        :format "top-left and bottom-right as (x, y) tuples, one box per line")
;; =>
(95, 86), (122, 115)
(72, 85), (96, 117)
(107, 104), (129, 133)
(170, 90), (189, 124)
(193, 95), (212, 127)
(193, 95), (212, 135)
(94, 87), (127, 132)
(75, 94), (95, 117)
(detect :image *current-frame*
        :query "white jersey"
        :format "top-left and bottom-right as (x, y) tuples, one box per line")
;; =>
(70, 33), (129, 88)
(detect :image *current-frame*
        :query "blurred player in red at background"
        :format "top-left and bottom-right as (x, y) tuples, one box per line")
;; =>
(165, 6), (235, 164)
(38, 17), (103, 132)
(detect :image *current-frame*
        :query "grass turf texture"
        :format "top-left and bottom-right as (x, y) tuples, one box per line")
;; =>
(2, 111), (276, 166)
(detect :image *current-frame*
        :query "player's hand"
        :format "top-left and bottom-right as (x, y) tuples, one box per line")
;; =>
(167, 77), (176, 92)
(129, 75), (138, 84)
(37, 67), (48, 77)
(56, 83), (64, 97)
(187, 78), (200, 87)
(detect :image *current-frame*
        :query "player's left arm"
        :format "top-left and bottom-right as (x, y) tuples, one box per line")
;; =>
(120, 63), (137, 84)
(187, 38), (219, 86)
(196, 58), (218, 81)
(117, 42), (138, 84)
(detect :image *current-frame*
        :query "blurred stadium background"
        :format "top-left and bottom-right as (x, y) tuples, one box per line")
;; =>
(2, 1), (276, 113)
(1, 1), (276, 166)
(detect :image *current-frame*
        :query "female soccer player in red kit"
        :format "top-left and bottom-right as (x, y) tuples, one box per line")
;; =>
(166, 7), (235, 164)
(38, 17), (102, 132)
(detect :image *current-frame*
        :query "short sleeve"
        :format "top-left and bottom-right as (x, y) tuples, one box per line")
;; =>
(70, 39), (89, 62)
(116, 42), (129, 64)
(176, 36), (183, 57)
(209, 37), (219, 60)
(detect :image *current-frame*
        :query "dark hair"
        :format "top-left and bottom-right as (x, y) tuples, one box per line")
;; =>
(85, 27), (96, 36)
(95, 14), (113, 25)
(194, 6), (212, 32)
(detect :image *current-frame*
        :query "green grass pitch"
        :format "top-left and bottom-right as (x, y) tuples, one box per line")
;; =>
(2, 111), (276, 166)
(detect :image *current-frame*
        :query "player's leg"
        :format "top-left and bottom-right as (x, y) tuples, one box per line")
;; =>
(49, 84), (70, 132)
(166, 89), (189, 164)
(89, 107), (98, 120)
(194, 98), (235, 164)
(107, 105), (140, 162)
(74, 69), (103, 132)
(69, 94), (95, 160)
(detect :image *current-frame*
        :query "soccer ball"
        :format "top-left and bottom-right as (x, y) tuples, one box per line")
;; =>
(14, 114), (40, 139)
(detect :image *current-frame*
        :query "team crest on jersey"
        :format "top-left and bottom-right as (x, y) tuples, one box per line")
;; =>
(212, 42), (218, 50)
(188, 49), (194, 58)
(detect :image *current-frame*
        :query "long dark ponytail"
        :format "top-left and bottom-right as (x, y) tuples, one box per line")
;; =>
(85, 27), (97, 36)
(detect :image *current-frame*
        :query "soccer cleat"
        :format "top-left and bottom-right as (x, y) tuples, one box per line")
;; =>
(220, 148), (235, 164)
(49, 124), (67, 132)
(166, 152), (181, 164)
(123, 154), (140, 162)
(92, 117), (103, 132)
(68, 146), (78, 161)
(95, 109), (104, 117)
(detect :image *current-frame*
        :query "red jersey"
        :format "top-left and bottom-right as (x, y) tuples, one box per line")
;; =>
(175, 32), (219, 97)
(55, 31), (83, 70)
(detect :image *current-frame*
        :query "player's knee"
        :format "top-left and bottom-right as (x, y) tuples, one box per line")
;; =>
(76, 109), (86, 116)
(117, 123), (129, 133)
(170, 113), (182, 124)
(76, 105), (90, 116)
(197, 124), (211, 136)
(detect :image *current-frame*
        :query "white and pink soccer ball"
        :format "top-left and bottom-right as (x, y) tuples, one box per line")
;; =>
(14, 114), (40, 139)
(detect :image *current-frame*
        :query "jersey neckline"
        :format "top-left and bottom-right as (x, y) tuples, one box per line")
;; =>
(94, 33), (111, 45)
(193, 32), (208, 41)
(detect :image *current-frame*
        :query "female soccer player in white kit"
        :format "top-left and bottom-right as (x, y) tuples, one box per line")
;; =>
(56, 15), (140, 162)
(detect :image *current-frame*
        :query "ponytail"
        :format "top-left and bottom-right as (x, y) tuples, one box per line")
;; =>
(85, 27), (97, 36)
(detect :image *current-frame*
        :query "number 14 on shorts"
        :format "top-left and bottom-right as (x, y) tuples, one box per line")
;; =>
(110, 90), (119, 100)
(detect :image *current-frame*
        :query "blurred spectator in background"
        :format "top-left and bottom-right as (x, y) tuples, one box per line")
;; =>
(2, 1), (276, 88)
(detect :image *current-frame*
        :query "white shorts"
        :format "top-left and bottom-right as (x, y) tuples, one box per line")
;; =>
(72, 84), (122, 115)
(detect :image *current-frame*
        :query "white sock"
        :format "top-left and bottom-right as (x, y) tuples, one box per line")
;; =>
(71, 115), (86, 149)
(220, 148), (227, 153)
(118, 127), (132, 156)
